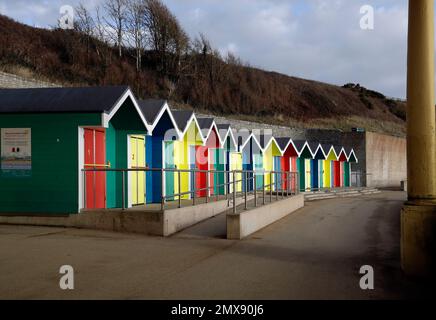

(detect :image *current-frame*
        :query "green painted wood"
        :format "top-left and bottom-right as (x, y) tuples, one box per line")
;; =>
(0, 113), (101, 214)
(344, 162), (350, 187)
(106, 100), (148, 209)
(215, 148), (226, 195)
(299, 158), (305, 191)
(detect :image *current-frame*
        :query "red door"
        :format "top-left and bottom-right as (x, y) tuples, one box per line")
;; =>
(281, 157), (289, 190)
(196, 146), (208, 198)
(334, 161), (341, 188)
(84, 129), (106, 209)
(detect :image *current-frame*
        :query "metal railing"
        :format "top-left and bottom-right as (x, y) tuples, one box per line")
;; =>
(81, 167), (300, 213)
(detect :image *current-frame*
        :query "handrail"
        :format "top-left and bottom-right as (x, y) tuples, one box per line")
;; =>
(81, 166), (300, 212)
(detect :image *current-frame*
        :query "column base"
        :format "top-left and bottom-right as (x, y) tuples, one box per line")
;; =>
(401, 202), (436, 278)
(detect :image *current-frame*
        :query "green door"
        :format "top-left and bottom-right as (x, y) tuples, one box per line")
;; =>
(344, 162), (350, 187)
(215, 149), (226, 195)
(299, 158), (305, 192)
(164, 142), (175, 201)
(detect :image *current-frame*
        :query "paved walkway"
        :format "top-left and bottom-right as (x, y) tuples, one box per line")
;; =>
(0, 191), (431, 299)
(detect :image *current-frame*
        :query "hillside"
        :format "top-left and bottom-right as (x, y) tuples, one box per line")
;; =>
(0, 14), (406, 136)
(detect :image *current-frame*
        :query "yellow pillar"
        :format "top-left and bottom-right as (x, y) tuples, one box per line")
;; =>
(401, 0), (436, 277)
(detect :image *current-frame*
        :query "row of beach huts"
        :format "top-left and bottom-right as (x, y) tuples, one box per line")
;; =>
(0, 86), (357, 214)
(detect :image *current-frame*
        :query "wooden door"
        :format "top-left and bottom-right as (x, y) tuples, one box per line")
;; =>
(84, 128), (106, 209)
(130, 136), (145, 206)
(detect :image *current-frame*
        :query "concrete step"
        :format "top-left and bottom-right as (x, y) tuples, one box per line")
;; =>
(304, 187), (380, 202)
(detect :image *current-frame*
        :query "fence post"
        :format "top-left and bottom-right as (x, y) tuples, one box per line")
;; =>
(244, 171), (248, 210)
(178, 170), (182, 209)
(254, 171), (257, 207)
(161, 168), (164, 211)
(276, 172), (279, 201)
(263, 172), (266, 205)
(193, 169), (196, 206)
(216, 170), (219, 203)
(206, 170), (209, 203)
(286, 172), (290, 197)
(122, 171), (126, 210)
(233, 171), (236, 214)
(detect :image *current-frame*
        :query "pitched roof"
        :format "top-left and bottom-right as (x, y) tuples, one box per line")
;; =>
(307, 141), (320, 153)
(293, 140), (307, 153)
(256, 134), (273, 149)
(275, 138), (291, 151)
(216, 124), (231, 140)
(138, 99), (166, 124)
(197, 117), (214, 130)
(0, 86), (130, 113)
(172, 110), (194, 132)
(321, 144), (333, 154)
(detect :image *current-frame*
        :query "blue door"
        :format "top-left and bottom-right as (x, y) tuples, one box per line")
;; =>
(274, 156), (282, 191)
(311, 159), (319, 190)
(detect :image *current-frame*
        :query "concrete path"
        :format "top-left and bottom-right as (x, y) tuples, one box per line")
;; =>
(0, 191), (431, 299)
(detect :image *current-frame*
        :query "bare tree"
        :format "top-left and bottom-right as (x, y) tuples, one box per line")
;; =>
(75, 3), (95, 59)
(126, 0), (146, 71)
(104, 0), (127, 57)
(143, 0), (189, 76)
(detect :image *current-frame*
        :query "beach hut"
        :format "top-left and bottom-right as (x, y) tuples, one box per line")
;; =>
(172, 111), (204, 199)
(138, 99), (180, 204)
(308, 142), (328, 191)
(276, 137), (300, 192)
(336, 147), (348, 187)
(322, 145), (338, 189)
(294, 141), (315, 192)
(346, 149), (359, 187)
(257, 135), (282, 191)
(196, 118), (223, 197)
(216, 124), (237, 195)
(237, 131), (263, 192)
(331, 146), (345, 188)
(0, 86), (151, 214)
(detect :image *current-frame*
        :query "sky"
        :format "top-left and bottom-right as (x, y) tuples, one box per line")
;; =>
(0, 0), (411, 99)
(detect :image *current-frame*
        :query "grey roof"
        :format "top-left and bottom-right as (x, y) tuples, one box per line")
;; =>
(275, 138), (291, 151)
(235, 130), (252, 148)
(293, 140), (307, 153)
(172, 110), (194, 132)
(197, 118), (214, 130)
(321, 144), (333, 154)
(138, 99), (166, 124)
(0, 86), (130, 113)
(216, 124), (231, 140)
(307, 141), (320, 153)
(256, 134), (273, 149)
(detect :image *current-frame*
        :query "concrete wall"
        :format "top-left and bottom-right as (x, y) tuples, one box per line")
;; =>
(0, 71), (58, 89)
(365, 132), (407, 188)
(227, 194), (305, 240)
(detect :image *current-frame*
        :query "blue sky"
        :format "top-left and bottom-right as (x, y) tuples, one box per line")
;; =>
(0, 0), (411, 99)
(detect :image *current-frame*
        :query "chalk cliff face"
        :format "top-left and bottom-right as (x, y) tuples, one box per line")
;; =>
(0, 14), (405, 135)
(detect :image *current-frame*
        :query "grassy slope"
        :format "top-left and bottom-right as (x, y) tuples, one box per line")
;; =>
(0, 14), (406, 136)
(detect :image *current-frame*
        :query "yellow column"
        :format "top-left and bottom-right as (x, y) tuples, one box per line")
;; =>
(401, 0), (436, 277)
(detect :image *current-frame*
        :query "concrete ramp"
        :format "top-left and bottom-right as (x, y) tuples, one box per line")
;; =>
(227, 194), (305, 240)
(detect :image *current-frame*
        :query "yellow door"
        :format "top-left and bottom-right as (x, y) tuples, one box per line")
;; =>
(305, 159), (311, 191)
(230, 152), (242, 193)
(130, 136), (145, 205)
